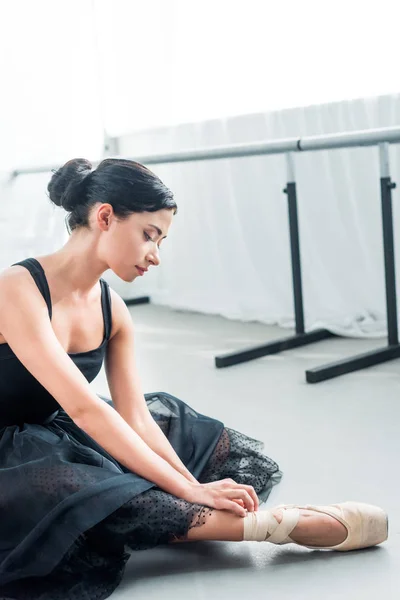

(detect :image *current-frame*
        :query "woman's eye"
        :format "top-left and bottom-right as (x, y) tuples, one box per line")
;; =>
(144, 231), (162, 249)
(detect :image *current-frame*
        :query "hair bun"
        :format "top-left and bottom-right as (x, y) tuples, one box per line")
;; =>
(47, 158), (92, 211)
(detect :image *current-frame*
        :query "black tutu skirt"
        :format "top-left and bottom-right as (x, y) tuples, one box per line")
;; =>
(0, 392), (283, 600)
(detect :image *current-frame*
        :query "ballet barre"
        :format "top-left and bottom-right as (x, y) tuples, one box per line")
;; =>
(12, 125), (400, 382)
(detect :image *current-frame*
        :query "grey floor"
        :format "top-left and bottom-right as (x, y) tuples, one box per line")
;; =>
(93, 304), (399, 600)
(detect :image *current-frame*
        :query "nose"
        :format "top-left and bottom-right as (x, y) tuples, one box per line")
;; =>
(147, 246), (161, 267)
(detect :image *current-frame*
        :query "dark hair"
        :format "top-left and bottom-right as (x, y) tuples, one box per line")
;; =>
(47, 158), (177, 233)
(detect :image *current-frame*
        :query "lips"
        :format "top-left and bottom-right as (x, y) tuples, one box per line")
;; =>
(136, 266), (147, 275)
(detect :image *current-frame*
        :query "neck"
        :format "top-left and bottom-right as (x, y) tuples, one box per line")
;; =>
(37, 231), (108, 300)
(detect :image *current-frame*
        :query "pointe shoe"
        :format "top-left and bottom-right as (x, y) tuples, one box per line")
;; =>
(243, 501), (388, 551)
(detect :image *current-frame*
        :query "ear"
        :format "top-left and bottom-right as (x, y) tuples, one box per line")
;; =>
(97, 205), (112, 230)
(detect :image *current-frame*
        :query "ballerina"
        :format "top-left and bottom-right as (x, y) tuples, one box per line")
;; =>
(0, 158), (388, 599)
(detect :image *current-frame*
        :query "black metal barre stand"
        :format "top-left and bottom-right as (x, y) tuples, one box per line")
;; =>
(215, 153), (336, 370)
(124, 296), (150, 306)
(215, 144), (400, 383)
(306, 142), (400, 382)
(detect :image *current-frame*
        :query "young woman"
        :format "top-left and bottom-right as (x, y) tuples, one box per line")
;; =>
(0, 158), (388, 599)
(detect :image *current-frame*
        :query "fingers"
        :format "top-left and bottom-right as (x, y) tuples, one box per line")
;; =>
(236, 503), (247, 518)
(205, 479), (260, 512)
(225, 500), (247, 518)
(226, 481), (259, 511)
(241, 484), (259, 511)
(225, 489), (255, 512)
(234, 499), (245, 507)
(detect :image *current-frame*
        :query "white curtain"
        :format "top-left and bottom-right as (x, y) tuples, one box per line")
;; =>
(0, 1), (103, 271)
(0, 173), (69, 268)
(2, 0), (400, 338)
(114, 93), (400, 338)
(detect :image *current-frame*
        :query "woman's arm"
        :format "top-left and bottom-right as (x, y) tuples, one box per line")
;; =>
(104, 293), (199, 484)
(76, 402), (198, 493)
(131, 418), (247, 510)
(0, 274), (195, 500)
(132, 416), (199, 485)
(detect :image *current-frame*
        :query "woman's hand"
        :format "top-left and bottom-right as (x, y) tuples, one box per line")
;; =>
(182, 478), (259, 518)
(203, 480), (259, 512)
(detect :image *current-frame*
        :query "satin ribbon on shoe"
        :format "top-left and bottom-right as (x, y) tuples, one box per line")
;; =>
(243, 508), (300, 543)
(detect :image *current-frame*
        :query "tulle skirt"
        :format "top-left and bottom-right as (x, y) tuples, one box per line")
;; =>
(0, 392), (282, 600)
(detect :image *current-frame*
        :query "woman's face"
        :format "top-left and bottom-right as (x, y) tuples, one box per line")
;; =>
(97, 206), (174, 282)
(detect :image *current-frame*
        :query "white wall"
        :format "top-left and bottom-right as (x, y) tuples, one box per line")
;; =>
(94, 0), (400, 135)
(0, 1), (107, 283)
(0, 0), (104, 171)
(114, 93), (400, 337)
(2, 0), (400, 328)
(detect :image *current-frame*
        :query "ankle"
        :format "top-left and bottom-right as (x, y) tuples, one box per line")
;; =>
(288, 509), (347, 547)
(271, 509), (283, 524)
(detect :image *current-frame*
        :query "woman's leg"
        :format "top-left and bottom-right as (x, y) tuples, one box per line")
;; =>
(170, 508), (347, 547)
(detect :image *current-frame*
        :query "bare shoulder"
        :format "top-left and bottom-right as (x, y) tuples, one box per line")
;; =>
(0, 266), (109, 420)
(0, 264), (33, 283)
(0, 264), (41, 300)
(0, 266), (50, 334)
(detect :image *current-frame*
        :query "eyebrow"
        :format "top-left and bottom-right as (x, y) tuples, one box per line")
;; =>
(148, 224), (167, 239)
